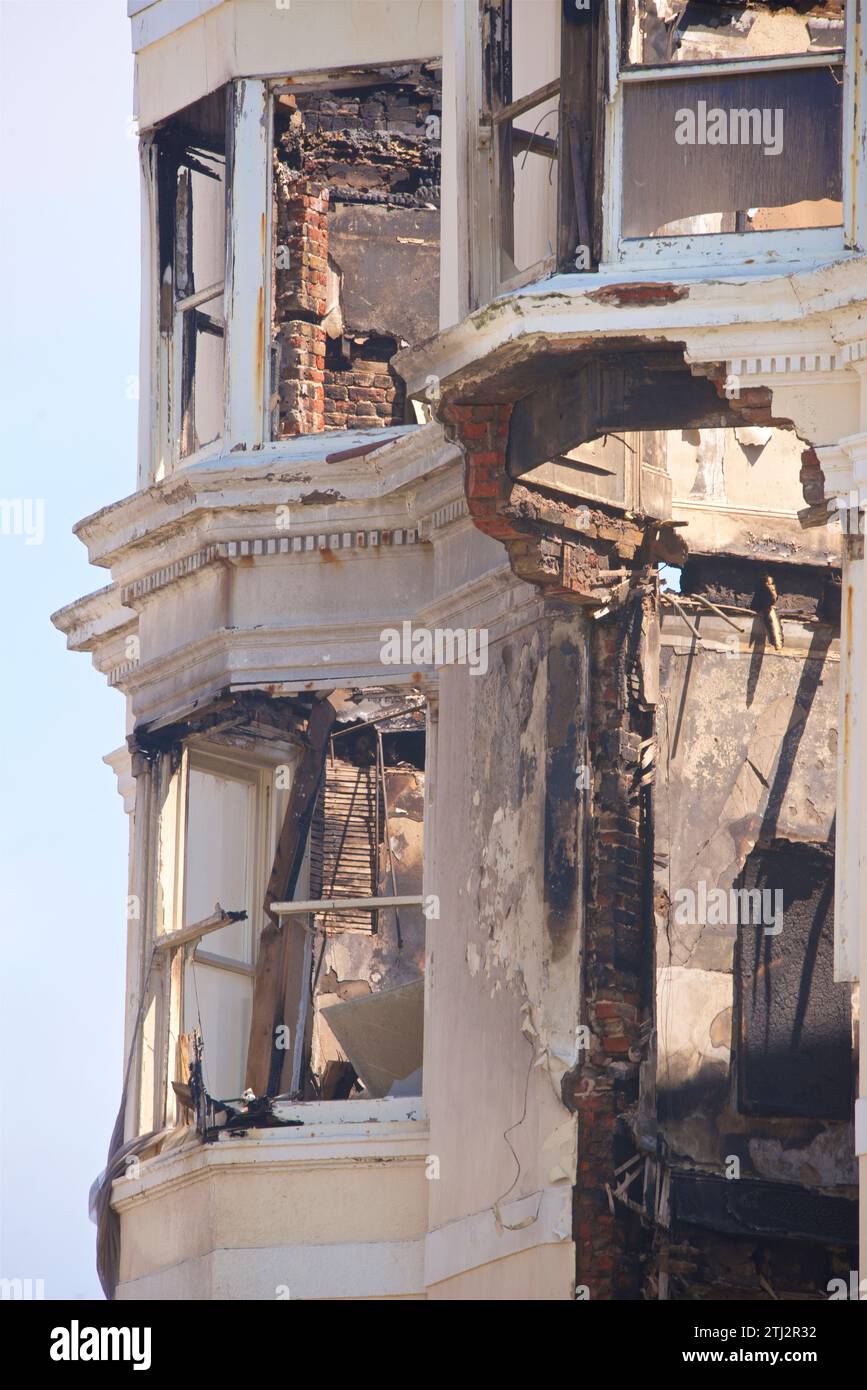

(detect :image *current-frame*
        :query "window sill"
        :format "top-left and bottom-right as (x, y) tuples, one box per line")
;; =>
(111, 1099), (428, 1208)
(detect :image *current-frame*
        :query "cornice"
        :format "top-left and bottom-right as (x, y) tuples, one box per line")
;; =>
(50, 582), (135, 651)
(816, 431), (867, 495)
(395, 259), (867, 401)
(73, 424), (457, 573)
(119, 526), (422, 609)
(111, 1113), (429, 1210)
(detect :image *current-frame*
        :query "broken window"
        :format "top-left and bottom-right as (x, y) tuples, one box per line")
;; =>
(151, 694), (427, 1130)
(156, 741), (292, 1107)
(484, 0), (562, 284)
(307, 721), (426, 1101)
(736, 841), (853, 1121)
(270, 66), (441, 437)
(619, 3), (845, 237)
(156, 89), (227, 461)
(621, 1), (846, 67)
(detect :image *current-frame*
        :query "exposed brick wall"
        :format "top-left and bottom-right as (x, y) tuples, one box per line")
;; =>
(276, 318), (325, 436)
(284, 83), (440, 204)
(275, 179), (329, 319)
(568, 605), (655, 1300)
(441, 403), (516, 540)
(272, 69), (440, 439)
(443, 401), (663, 1296)
(444, 396), (848, 1301)
(441, 402), (647, 599)
(273, 178), (328, 435)
(800, 445), (826, 506)
(323, 338), (405, 430)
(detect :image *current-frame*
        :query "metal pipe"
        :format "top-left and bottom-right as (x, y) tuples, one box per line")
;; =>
(271, 895), (423, 916)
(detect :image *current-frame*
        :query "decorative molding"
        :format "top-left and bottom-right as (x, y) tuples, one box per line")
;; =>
(120, 544), (223, 605)
(103, 746), (137, 813)
(728, 351), (845, 377)
(120, 528), (422, 606)
(396, 259), (867, 403)
(112, 1110), (429, 1207)
(417, 496), (470, 537)
(720, 341), (867, 384)
(817, 432), (867, 495)
(107, 660), (142, 690)
(74, 423), (446, 567)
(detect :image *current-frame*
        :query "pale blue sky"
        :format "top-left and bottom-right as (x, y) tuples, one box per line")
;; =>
(1, 0), (138, 1298)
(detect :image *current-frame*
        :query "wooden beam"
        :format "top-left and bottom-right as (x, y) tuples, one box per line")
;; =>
(798, 499), (835, 530)
(154, 905), (247, 952)
(511, 127), (558, 160)
(492, 77), (561, 126)
(557, 6), (598, 268)
(245, 694), (340, 1096)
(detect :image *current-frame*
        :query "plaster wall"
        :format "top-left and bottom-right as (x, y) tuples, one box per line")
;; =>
(134, 0), (444, 130)
(423, 603), (586, 1299)
(113, 1112), (429, 1299)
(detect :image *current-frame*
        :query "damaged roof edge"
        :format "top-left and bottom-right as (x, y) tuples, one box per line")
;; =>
(393, 256), (867, 402)
(70, 423), (454, 568)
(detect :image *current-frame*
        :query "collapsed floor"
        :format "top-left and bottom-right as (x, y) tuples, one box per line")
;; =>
(568, 552), (856, 1299)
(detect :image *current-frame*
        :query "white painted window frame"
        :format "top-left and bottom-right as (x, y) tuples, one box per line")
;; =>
(602, 0), (858, 271)
(152, 737), (302, 1120)
(147, 79), (271, 481)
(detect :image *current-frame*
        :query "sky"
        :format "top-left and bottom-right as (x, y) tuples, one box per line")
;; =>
(0, 0), (138, 1299)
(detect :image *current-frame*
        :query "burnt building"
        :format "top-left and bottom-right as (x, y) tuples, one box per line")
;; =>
(54, 0), (866, 1300)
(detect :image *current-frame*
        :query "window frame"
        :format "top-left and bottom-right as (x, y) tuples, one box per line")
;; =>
(145, 80), (271, 483)
(153, 739), (302, 1119)
(602, 0), (853, 270)
(155, 116), (229, 473)
(482, 0), (565, 294)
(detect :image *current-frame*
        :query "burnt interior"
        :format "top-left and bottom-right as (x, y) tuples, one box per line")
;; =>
(271, 65), (441, 437)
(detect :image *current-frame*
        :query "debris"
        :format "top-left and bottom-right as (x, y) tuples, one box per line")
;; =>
(321, 977), (423, 1098)
(754, 573), (784, 649)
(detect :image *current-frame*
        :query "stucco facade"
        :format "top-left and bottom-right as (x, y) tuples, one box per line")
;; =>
(54, 0), (867, 1299)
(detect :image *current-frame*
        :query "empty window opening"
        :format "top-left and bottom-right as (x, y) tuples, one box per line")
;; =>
(270, 66), (441, 437)
(622, 0), (846, 68)
(484, 0), (561, 282)
(153, 693), (428, 1133)
(308, 721), (426, 1102)
(619, 4), (845, 237)
(736, 840), (853, 1121)
(156, 88), (227, 460)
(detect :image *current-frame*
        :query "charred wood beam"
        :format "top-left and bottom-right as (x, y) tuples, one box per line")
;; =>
(558, 1), (602, 266)
(245, 693), (342, 1097)
(507, 355), (738, 477)
(511, 126), (558, 159)
(492, 77), (561, 127)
